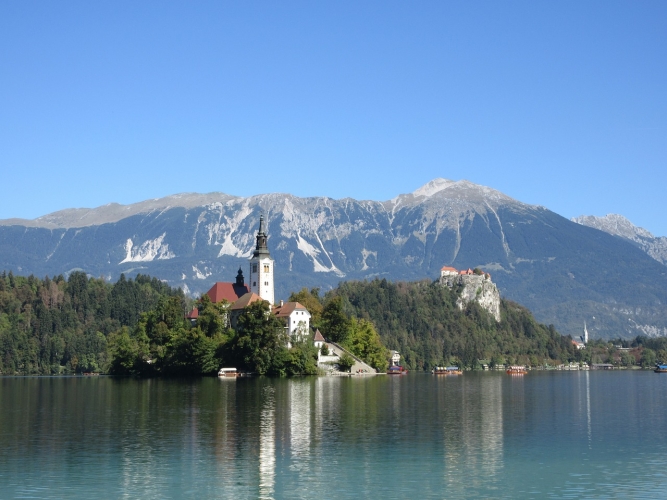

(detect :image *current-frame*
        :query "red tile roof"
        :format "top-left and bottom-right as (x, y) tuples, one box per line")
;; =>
(441, 266), (458, 272)
(206, 282), (250, 304)
(314, 329), (325, 342)
(273, 302), (309, 318)
(230, 292), (264, 310)
(186, 308), (199, 319)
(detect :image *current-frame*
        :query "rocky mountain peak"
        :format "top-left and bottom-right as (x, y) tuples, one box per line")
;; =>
(572, 214), (667, 266)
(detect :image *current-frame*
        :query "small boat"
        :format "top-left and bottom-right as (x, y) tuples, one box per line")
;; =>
(654, 365), (667, 373)
(432, 366), (462, 375)
(387, 365), (408, 375)
(218, 368), (239, 378)
(506, 365), (528, 375)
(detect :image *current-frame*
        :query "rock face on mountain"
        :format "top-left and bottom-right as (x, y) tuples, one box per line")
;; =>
(572, 214), (667, 266)
(439, 272), (501, 322)
(2, 178), (667, 340)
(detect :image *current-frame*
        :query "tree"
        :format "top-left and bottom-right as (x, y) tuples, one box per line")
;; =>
(321, 296), (351, 344)
(231, 300), (288, 375)
(641, 348), (657, 368)
(196, 295), (232, 338)
(337, 353), (354, 372)
(162, 326), (220, 376)
(345, 318), (388, 372)
(288, 288), (323, 327)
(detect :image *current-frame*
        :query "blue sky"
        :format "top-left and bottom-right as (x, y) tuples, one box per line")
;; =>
(2, 1), (666, 235)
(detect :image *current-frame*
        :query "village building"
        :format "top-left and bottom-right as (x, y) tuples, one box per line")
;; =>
(440, 266), (458, 278)
(313, 330), (325, 351)
(273, 300), (311, 339)
(390, 350), (401, 367)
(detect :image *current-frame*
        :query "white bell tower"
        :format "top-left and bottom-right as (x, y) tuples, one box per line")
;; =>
(249, 214), (275, 305)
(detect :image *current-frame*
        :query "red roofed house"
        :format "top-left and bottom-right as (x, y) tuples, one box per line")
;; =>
(185, 306), (199, 325)
(313, 329), (325, 350)
(228, 292), (264, 329)
(440, 266), (458, 278)
(273, 301), (311, 345)
(459, 268), (474, 275)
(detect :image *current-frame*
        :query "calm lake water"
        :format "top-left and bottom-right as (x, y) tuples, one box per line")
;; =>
(1, 371), (666, 499)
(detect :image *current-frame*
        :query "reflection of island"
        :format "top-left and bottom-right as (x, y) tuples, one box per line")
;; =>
(259, 385), (276, 500)
(290, 381), (311, 463)
(442, 376), (504, 494)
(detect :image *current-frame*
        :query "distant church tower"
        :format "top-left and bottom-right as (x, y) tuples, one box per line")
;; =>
(249, 215), (275, 305)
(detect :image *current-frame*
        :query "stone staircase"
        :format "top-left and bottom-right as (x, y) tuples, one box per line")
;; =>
(318, 342), (377, 374)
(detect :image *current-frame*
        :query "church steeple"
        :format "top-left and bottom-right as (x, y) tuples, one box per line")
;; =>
(249, 214), (275, 305)
(235, 267), (245, 287)
(253, 214), (270, 257)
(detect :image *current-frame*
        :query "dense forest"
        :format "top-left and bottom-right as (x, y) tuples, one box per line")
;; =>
(306, 278), (581, 370)
(2, 271), (662, 376)
(0, 271), (184, 374)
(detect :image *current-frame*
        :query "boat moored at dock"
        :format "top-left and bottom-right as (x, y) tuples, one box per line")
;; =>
(218, 368), (239, 378)
(387, 365), (408, 375)
(432, 366), (462, 375)
(506, 365), (528, 375)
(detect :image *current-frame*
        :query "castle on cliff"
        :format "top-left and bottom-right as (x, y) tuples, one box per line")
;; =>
(438, 265), (501, 322)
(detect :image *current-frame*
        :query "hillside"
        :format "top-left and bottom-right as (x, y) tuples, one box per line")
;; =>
(2, 179), (667, 340)
(0, 271), (185, 374)
(326, 278), (578, 370)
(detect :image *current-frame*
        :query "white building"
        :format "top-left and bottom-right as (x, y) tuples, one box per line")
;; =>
(390, 350), (401, 367)
(249, 215), (275, 305)
(440, 266), (458, 278)
(274, 301), (311, 347)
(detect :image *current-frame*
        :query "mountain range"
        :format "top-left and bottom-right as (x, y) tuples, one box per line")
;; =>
(1, 178), (666, 340)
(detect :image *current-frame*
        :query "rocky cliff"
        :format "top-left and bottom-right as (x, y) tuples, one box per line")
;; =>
(439, 273), (501, 322)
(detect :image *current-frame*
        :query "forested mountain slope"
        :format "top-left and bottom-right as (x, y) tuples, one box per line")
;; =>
(325, 279), (578, 370)
(0, 272), (184, 374)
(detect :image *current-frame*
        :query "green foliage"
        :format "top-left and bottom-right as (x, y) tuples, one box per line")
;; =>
(337, 353), (354, 372)
(230, 300), (289, 375)
(283, 336), (319, 376)
(345, 318), (389, 372)
(0, 271), (185, 375)
(288, 288), (323, 327)
(321, 296), (351, 343)
(107, 291), (318, 378)
(325, 278), (578, 370)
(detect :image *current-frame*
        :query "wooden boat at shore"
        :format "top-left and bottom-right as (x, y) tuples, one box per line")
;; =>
(654, 365), (667, 373)
(432, 366), (462, 375)
(506, 365), (528, 375)
(387, 365), (408, 375)
(218, 368), (239, 378)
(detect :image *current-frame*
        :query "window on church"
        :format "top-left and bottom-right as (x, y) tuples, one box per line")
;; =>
(253, 282), (256, 287)
(264, 264), (270, 273)
(252, 264), (257, 273)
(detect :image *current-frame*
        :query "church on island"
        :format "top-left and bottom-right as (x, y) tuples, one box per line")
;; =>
(187, 215), (312, 341)
(186, 215), (390, 375)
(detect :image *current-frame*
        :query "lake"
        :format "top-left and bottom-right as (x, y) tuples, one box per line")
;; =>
(1, 371), (666, 499)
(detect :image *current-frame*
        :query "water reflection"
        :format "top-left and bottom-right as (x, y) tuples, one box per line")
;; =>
(441, 375), (504, 497)
(2, 373), (667, 498)
(258, 385), (275, 500)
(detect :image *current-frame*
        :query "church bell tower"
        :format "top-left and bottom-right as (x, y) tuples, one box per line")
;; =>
(249, 215), (275, 305)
